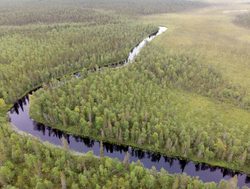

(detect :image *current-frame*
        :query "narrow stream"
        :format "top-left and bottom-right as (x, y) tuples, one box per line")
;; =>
(8, 27), (250, 188)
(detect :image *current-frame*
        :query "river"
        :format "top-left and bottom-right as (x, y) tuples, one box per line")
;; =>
(8, 27), (250, 188)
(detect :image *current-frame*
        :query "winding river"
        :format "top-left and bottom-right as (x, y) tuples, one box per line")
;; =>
(8, 27), (250, 188)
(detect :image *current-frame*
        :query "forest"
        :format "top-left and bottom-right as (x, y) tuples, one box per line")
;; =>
(0, 0), (207, 24)
(0, 19), (156, 103)
(0, 123), (240, 189)
(0, 0), (250, 188)
(30, 44), (250, 174)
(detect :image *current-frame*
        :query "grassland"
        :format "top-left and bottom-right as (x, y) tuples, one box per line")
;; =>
(142, 3), (250, 96)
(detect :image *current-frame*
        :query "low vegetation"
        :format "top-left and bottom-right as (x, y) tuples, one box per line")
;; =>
(137, 46), (250, 110)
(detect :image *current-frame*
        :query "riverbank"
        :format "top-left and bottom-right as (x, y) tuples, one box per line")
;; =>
(4, 24), (250, 188)
(29, 109), (250, 177)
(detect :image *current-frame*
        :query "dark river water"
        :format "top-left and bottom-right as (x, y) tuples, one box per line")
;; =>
(7, 27), (250, 188)
(8, 95), (250, 187)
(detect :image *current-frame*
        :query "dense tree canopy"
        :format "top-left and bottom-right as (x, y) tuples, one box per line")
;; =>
(30, 44), (250, 174)
(0, 20), (156, 103)
(1, 124), (237, 189)
(0, 0), (207, 25)
(0, 0), (249, 188)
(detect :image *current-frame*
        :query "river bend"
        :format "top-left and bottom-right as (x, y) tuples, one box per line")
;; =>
(8, 27), (250, 188)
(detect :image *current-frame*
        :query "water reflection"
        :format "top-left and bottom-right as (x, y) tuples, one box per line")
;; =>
(8, 94), (250, 188)
(7, 26), (250, 188)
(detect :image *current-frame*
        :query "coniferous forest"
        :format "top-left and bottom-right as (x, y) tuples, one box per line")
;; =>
(1, 0), (250, 188)
(30, 44), (250, 174)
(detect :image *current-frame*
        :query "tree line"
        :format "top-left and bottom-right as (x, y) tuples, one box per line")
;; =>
(0, 0), (207, 25)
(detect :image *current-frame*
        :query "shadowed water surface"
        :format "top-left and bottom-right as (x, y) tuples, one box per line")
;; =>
(8, 96), (250, 187)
